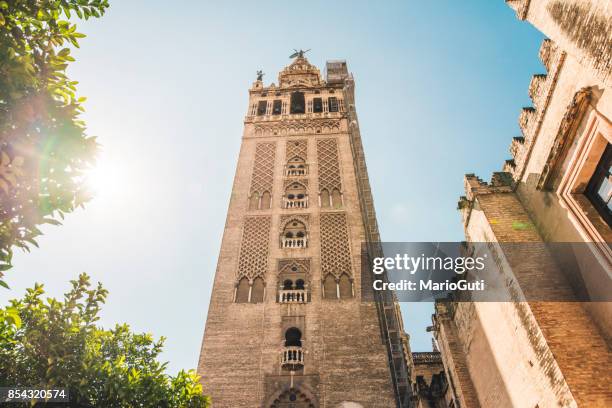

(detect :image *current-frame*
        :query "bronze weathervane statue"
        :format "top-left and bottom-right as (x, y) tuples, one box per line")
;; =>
(289, 49), (311, 59)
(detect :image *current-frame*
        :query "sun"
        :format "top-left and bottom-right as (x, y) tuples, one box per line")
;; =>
(84, 154), (125, 200)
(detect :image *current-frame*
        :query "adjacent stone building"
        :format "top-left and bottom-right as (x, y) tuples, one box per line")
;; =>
(432, 1), (612, 407)
(197, 54), (411, 407)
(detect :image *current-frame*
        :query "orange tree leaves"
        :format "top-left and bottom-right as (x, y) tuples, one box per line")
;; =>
(0, 1), (109, 286)
(0, 274), (211, 407)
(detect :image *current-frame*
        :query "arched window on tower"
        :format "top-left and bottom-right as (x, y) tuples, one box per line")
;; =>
(285, 156), (307, 176)
(260, 191), (271, 209)
(278, 263), (309, 303)
(281, 220), (307, 248)
(339, 274), (353, 299)
(285, 327), (302, 347)
(331, 188), (342, 208)
(281, 327), (304, 369)
(251, 277), (265, 303)
(323, 275), (337, 299)
(290, 92), (305, 114)
(284, 182), (308, 209)
(235, 277), (250, 303)
(320, 189), (330, 208)
(249, 192), (260, 210)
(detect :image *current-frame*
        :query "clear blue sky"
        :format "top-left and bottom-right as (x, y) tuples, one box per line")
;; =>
(0, 1), (545, 374)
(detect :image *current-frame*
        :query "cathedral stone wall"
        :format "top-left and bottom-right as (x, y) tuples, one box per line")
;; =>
(432, 2), (612, 407)
(512, 51), (612, 339)
(455, 184), (612, 407)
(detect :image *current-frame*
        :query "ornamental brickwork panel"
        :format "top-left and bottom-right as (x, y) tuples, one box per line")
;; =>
(319, 212), (352, 278)
(250, 142), (276, 195)
(316, 138), (342, 192)
(253, 119), (340, 137)
(237, 216), (272, 280)
(286, 139), (307, 161)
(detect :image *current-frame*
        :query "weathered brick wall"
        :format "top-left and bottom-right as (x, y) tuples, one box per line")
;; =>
(458, 185), (612, 407)
(457, 199), (573, 407)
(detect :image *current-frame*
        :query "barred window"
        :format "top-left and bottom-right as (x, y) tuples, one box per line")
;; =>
(257, 100), (267, 116)
(290, 92), (305, 114)
(328, 97), (339, 112)
(272, 99), (282, 115)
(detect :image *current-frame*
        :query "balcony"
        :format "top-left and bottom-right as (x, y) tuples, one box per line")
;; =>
(285, 167), (308, 176)
(281, 346), (304, 369)
(283, 197), (308, 209)
(281, 237), (307, 248)
(285, 165), (308, 176)
(279, 289), (308, 303)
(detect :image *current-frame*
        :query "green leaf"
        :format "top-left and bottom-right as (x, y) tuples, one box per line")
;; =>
(42, 218), (63, 226)
(5, 308), (21, 327)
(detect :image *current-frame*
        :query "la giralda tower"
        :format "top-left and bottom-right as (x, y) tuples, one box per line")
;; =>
(198, 52), (412, 408)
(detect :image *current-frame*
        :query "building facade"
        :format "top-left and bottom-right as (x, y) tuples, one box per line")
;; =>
(197, 55), (411, 407)
(432, 1), (612, 407)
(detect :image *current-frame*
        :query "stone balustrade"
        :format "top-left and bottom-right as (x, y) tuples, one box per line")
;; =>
(278, 289), (307, 303)
(283, 197), (308, 209)
(281, 237), (307, 248)
(281, 346), (304, 368)
(285, 166), (308, 176)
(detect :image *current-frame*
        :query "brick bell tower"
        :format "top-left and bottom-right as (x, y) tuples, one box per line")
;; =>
(197, 52), (411, 408)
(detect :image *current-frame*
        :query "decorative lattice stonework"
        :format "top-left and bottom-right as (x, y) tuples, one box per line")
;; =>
(236, 216), (272, 280)
(319, 212), (352, 278)
(250, 142), (276, 195)
(317, 138), (342, 192)
(286, 139), (307, 161)
(253, 119), (340, 137)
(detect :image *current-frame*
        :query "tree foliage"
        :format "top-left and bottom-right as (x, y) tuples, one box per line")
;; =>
(0, 0), (110, 285)
(0, 274), (211, 407)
